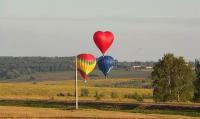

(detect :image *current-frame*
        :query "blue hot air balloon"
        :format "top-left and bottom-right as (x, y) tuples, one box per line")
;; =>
(97, 56), (115, 76)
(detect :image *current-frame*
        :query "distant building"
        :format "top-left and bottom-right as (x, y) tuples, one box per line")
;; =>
(145, 66), (153, 69)
(132, 65), (142, 70)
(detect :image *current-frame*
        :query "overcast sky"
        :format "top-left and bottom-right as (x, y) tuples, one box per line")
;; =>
(0, 0), (200, 61)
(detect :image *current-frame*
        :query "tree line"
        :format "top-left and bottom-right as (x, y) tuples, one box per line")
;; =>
(0, 57), (74, 79)
(0, 56), (167, 80)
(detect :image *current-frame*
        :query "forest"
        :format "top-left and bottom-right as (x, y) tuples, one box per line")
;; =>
(0, 56), (159, 80)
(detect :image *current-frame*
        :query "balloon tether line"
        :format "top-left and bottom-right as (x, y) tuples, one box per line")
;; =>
(75, 56), (78, 110)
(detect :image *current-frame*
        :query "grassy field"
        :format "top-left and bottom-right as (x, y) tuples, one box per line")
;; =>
(0, 78), (152, 102)
(0, 71), (200, 118)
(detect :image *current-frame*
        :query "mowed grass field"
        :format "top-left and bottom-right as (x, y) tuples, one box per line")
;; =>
(1, 106), (199, 119)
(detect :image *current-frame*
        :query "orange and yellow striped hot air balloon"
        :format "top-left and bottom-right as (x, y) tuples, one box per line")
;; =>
(77, 54), (96, 81)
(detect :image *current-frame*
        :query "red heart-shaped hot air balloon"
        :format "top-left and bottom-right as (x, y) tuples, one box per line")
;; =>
(93, 31), (114, 55)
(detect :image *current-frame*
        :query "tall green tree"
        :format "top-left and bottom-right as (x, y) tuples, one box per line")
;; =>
(194, 59), (200, 102)
(152, 53), (195, 102)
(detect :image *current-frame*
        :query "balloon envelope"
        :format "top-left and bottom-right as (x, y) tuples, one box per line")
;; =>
(93, 31), (114, 55)
(77, 54), (96, 81)
(97, 56), (115, 76)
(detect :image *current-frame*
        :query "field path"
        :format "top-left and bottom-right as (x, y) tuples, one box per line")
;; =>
(0, 106), (199, 119)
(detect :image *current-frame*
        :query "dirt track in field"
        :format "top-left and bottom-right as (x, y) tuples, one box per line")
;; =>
(1, 99), (200, 111)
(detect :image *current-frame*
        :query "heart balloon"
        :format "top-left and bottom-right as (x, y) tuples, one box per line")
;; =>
(93, 31), (114, 55)
(77, 54), (96, 81)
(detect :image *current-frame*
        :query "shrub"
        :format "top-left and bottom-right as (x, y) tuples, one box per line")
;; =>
(94, 91), (104, 100)
(81, 88), (89, 97)
(135, 95), (143, 102)
(142, 93), (153, 99)
(67, 92), (73, 96)
(95, 92), (101, 100)
(124, 93), (143, 102)
(57, 92), (65, 97)
(49, 96), (54, 100)
(111, 92), (119, 98)
(99, 93), (105, 98)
